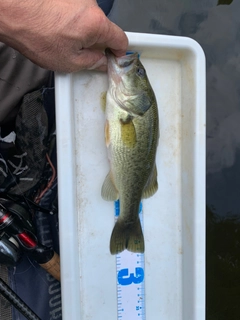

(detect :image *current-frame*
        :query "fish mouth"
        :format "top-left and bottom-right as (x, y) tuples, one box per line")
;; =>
(116, 53), (138, 68)
(105, 49), (138, 84)
(106, 49), (138, 71)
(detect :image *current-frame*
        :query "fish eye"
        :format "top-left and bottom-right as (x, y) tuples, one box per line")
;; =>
(137, 68), (145, 77)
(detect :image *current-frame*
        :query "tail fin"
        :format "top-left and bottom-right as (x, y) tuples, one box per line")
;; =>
(110, 218), (145, 254)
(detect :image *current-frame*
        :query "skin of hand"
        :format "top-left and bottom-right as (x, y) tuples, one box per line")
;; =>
(0, 0), (128, 72)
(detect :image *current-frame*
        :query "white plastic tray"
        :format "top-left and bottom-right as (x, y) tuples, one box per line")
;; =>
(55, 32), (206, 320)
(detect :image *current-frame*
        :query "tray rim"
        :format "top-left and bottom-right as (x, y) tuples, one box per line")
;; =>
(55, 31), (206, 320)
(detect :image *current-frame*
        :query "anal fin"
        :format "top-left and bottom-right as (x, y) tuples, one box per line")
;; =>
(142, 164), (158, 199)
(101, 172), (119, 201)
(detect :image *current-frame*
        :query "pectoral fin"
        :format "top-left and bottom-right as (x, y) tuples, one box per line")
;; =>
(101, 172), (119, 201)
(104, 120), (110, 147)
(120, 117), (136, 148)
(100, 91), (107, 113)
(142, 164), (158, 199)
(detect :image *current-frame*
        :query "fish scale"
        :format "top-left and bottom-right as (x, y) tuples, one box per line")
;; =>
(114, 200), (146, 320)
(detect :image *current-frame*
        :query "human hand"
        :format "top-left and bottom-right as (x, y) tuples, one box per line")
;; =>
(0, 0), (128, 72)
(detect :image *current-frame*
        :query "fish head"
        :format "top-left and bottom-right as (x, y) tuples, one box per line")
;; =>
(106, 50), (155, 116)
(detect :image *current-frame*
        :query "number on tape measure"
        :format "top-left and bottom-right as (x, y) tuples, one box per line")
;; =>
(118, 267), (144, 286)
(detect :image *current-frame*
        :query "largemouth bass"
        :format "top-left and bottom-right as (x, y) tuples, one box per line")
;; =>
(102, 51), (159, 254)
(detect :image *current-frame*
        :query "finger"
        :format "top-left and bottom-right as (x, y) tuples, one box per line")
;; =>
(100, 20), (129, 57)
(87, 55), (107, 71)
(72, 48), (107, 72)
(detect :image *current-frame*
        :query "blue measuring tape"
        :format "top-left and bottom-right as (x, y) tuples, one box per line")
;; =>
(114, 201), (146, 320)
